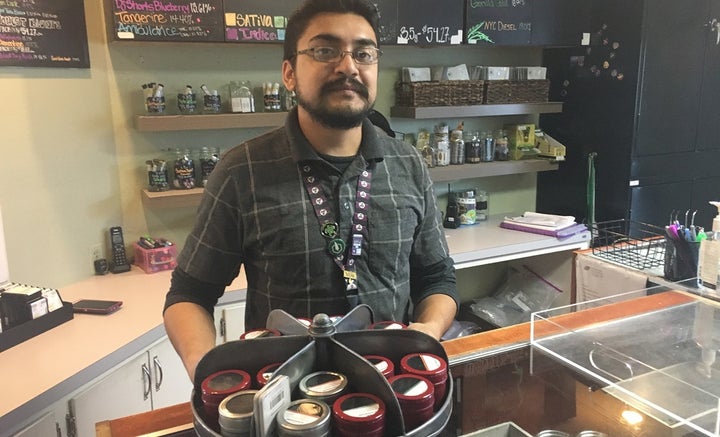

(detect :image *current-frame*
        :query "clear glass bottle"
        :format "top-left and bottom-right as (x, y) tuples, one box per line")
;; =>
(199, 146), (220, 187)
(481, 131), (495, 162)
(464, 131), (482, 164)
(231, 81), (255, 113)
(450, 128), (465, 165)
(173, 147), (196, 189)
(494, 129), (510, 161)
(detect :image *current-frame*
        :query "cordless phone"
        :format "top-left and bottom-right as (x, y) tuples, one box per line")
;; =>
(109, 226), (131, 273)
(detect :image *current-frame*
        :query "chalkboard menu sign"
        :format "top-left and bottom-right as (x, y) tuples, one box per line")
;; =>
(223, 0), (301, 43)
(372, 0), (397, 45)
(0, 0), (89, 68)
(395, 0), (463, 45)
(466, 0), (532, 45)
(111, 0), (224, 42)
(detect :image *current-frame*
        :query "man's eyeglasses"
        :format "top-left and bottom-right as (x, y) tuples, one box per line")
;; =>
(295, 46), (383, 65)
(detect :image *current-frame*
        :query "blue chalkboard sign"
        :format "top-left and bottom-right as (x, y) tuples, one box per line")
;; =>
(0, 0), (89, 68)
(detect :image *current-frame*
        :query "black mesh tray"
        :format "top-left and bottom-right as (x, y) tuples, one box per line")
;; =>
(191, 305), (452, 437)
(589, 219), (666, 271)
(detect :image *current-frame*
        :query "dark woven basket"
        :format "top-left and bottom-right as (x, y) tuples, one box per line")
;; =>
(395, 80), (485, 107)
(483, 80), (550, 104)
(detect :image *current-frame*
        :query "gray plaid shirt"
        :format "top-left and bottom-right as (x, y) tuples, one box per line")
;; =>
(165, 107), (457, 329)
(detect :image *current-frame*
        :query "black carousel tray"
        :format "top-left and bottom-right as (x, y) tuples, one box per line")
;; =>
(191, 305), (452, 437)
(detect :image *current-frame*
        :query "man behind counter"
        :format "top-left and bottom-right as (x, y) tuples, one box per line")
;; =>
(163, 0), (458, 381)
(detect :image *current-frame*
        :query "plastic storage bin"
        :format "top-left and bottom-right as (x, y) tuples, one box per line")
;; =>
(133, 242), (177, 274)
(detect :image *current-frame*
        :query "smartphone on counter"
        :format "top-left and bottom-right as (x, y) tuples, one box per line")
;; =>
(72, 299), (123, 315)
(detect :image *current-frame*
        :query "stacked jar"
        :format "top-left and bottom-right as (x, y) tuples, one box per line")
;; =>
(400, 352), (449, 410)
(201, 369), (252, 425)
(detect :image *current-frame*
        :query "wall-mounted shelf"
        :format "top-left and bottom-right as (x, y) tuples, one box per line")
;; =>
(429, 159), (559, 182)
(390, 102), (563, 119)
(142, 159), (559, 206)
(134, 112), (288, 132)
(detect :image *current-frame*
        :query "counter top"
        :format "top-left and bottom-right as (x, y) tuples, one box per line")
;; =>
(0, 267), (246, 434)
(445, 215), (591, 269)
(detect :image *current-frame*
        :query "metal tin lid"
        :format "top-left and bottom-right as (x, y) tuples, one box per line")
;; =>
(388, 374), (434, 409)
(218, 390), (257, 433)
(575, 432), (608, 437)
(276, 399), (330, 436)
(299, 371), (348, 400)
(201, 369), (252, 398)
(363, 355), (394, 378)
(536, 431), (571, 437)
(256, 362), (282, 387)
(332, 392), (385, 428)
(400, 353), (448, 383)
(368, 320), (406, 330)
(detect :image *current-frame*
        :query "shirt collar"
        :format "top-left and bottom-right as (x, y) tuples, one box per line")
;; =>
(285, 106), (385, 165)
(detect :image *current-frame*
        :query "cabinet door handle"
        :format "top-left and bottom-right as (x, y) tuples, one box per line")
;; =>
(153, 355), (164, 391)
(142, 363), (151, 400)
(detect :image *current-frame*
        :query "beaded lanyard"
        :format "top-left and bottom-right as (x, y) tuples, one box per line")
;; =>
(300, 162), (372, 292)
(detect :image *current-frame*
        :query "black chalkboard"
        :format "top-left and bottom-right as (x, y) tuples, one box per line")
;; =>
(395, 0), (464, 45)
(222, 0), (302, 43)
(372, 0), (397, 45)
(466, 0), (532, 46)
(111, 0), (224, 42)
(0, 0), (89, 68)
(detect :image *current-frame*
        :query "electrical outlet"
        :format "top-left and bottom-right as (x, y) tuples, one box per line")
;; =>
(91, 244), (103, 261)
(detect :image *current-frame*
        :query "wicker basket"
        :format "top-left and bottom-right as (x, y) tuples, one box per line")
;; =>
(483, 80), (550, 104)
(395, 80), (485, 107)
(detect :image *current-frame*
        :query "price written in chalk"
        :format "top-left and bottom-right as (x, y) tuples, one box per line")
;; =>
(398, 25), (451, 44)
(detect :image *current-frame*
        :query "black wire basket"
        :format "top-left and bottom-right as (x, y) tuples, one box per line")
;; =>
(589, 219), (666, 271)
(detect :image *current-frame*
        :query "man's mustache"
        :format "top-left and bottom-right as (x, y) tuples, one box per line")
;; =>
(321, 78), (369, 99)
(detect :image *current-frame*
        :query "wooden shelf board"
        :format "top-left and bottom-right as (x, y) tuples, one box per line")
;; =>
(390, 102), (563, 119)
(140, 160), (559, 206)
(429, 159), (559, 182)
(134, 112), (287, 132)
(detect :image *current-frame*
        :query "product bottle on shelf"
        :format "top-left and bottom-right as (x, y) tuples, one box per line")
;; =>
(494, 129), (509, 161)
(199, 147), (220, 187)
(173, 147), (196, 189)
(230, 81), (255, 113)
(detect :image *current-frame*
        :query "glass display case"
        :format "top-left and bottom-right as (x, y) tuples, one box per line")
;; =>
(448, 281), (720, 437)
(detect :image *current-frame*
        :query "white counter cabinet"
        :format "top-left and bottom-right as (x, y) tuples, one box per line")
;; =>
(67, 336), (191, 437)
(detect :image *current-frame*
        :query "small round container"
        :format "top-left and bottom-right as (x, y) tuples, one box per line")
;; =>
(299, 371), (348, 405)
(332, 393), (386, 437)
(536, 431), (571, 437)
(239, 328), (281, 340)
(576, 432), (608, 437)
(368, 320), (407, 330)
(388, 373), (435, 432)
(363, 355), (395, 379)
(276, 399), (331, 437)
(400, 352), (448, 409)
(201, 369), (252, 422)
(218, 389), (257, 437)
(256, 362), (282, 388)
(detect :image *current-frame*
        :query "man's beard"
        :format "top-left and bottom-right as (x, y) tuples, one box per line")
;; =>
(296, 77), (374, 129)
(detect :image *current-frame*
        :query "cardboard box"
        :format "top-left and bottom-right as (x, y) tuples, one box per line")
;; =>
(505, 124), (536, 147)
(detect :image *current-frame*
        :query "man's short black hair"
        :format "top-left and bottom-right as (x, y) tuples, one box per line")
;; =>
(283, 0), (380, 63)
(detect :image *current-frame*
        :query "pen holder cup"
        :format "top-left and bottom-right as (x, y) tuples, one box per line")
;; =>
(134, 243), (177, 274)
(203, 95), (222, 114)
(146, 96), (166, 114)
(663, 237), (700, 281)
(177, 93), (197, 114)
